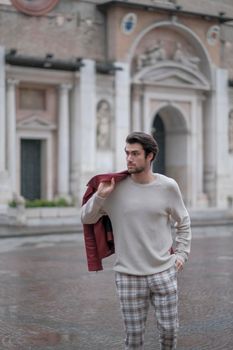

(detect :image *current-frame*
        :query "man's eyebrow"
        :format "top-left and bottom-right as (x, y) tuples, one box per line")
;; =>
(124, 148), (140, 153)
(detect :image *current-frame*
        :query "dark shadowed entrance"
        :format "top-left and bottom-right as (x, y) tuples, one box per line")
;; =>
(21, 139), (41, 200)
(152, 114), (165, 174)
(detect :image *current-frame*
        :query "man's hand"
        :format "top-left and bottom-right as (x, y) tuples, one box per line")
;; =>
(97, 178), (115, 198)
(175, 258), (184, 272)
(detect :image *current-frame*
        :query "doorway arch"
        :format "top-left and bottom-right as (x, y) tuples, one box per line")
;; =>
(151, 105), (189, 203)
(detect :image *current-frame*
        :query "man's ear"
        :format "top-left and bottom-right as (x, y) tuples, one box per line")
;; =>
(147, 152), (154, 162)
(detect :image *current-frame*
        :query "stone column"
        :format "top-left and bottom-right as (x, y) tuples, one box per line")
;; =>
(0, 46), (6, 173)
(70, 74), (80, 203)
(6, 78), (18, 194)
(70, 61), (96, 204)
(0, 46), (11, 209)
(79, 60), (96, 173)
(131, 84), (142, 131)
(114, 62), (130, 170)
(214, 68), (229, 208)
(196, 94), (208, 208)
(78, 60), (96, 199)
(203, 68), (229, 208)
(57, 84), (71, 199)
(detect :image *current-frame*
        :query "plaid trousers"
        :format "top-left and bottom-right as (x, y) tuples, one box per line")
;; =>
(115, 265), (178, 350)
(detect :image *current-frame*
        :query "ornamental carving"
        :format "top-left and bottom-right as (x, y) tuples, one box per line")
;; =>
(137, 40), (167, 70)
(173, 43), (200, 70)
(11, 0), (59, 16)
(136, 40), (200, 71)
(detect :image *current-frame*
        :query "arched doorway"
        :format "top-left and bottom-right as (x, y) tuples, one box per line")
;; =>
(151, 105), (189, 204)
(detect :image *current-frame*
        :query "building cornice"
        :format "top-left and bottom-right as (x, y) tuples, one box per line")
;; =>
(5, 51), (84, 72)
(5, 51), (123, 76)
(98, 1), (233, 24)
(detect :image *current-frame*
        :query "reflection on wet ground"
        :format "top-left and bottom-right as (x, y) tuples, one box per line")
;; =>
(0, 230), (232, 349)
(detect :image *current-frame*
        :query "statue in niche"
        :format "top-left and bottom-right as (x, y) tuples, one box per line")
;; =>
(173, 42), (200, 70)
(96, 100), (111, 150)
(229, 110), (233, 153)
(137, 40), (166, 70)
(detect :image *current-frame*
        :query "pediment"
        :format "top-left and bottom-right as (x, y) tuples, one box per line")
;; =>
(133, 62), (210, 90)
(17, 115), (56, 130)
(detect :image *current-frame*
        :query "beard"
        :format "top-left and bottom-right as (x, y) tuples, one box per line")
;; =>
(127, 165), (145, 174)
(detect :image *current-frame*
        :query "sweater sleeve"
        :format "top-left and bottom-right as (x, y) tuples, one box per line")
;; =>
(81, 193), (107, 224)
(168, 179), (192, 263)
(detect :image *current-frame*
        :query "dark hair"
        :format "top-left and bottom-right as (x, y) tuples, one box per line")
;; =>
(126, 131), (159, 161)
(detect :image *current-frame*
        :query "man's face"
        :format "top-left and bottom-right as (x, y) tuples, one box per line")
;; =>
(125, 143), (152, 174)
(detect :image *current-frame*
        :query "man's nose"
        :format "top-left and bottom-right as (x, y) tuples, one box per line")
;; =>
(127, 154), (133, 161)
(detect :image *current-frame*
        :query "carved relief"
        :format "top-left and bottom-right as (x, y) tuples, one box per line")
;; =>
(137, 40), (166, 70)
(136, 39), (200, 71)
(96, 100), (111, 150)
(173, 42), (200, 70)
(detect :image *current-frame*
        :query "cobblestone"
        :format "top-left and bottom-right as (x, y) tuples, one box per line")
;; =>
(0, 231), (232, 349)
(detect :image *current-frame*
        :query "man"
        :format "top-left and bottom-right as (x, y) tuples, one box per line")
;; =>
(81, 131), (191, 350)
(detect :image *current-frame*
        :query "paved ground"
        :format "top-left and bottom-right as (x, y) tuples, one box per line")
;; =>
(0, 229), (233, 350)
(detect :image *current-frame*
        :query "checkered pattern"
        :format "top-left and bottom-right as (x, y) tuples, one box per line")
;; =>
(115, 265), (178, 350)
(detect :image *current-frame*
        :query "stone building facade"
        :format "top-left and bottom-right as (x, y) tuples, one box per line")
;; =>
(1, 0), (233, 219)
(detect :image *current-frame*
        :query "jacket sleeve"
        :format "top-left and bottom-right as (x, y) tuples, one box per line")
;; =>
(83, 223), (104, 271)
(168, 179), (191, 263)
(81, 193), (107, 224)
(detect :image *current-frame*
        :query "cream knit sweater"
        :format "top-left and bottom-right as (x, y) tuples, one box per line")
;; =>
(81, 174), (191, 276)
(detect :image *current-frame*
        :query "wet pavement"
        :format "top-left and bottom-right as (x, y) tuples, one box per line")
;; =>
(0, 230), (233, 350)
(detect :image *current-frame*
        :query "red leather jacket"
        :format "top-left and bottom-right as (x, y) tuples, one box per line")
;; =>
(82, 170), (129, 271)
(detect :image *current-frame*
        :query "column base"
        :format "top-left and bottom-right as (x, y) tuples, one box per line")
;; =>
(196, 192), (209, 208)
(0, 171), (12, 212)
(55, 194), (73, 205)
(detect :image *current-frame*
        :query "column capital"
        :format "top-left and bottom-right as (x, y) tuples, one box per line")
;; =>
(7, 79), (19, 88)
(58, 83), (72, 92)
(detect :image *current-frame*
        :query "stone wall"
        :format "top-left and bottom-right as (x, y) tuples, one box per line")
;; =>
(0, 0), (105, 61)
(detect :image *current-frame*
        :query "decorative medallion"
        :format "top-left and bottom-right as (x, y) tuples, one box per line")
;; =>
(207, 25), (220, 46)
(11, 0), (60, 16)
(121, 13), (137, 35)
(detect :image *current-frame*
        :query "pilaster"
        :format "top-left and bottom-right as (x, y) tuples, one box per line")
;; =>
(6, 78), (18, 194)
(131, 84), (143, 132)
(203, 68), (229, 208)
(196, 94), (208, 208)
(0, 46), (11, 210)
(114, 62), (130, 170)
(57, 84), (71, 199)
(75, 60), (96, 201)
(0, 46), (6, 173)
(70, 74), (80, 202)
